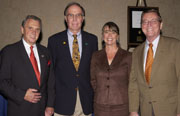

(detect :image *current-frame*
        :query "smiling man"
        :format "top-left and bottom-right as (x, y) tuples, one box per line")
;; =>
(128, 9), (180, 116)
(0, 15), (55, 116)
(48, 2), (98, 116)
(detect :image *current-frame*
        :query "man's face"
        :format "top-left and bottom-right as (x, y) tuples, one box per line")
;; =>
(141, 12), (163, 42)
(65, 5), (84, 34)
(21, 19), (41, 45)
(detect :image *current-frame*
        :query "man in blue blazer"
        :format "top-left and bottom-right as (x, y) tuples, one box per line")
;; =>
(48, 2), (98, 116)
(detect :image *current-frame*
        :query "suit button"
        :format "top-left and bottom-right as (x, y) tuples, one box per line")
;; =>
(76, 74), (80, 77)
(152, 101), (156, 103)
(75, 87), (79, 91)
(107, 85), (109, 88)
(149, 86), (153, 89)
(107, 68), (111, 71)
(107, 77), (109, 80)
(149, 101), (152, 104)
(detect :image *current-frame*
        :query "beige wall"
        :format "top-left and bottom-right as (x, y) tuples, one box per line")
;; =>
(0, 0), (180, 50)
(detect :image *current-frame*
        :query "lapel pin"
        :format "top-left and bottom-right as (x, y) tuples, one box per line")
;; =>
(41, 55), (45, 58)
(85, 43), (88, 46)
(63, 41), (66, 45)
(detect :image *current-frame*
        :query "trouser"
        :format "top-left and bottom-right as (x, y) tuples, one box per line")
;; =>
(54, 90), (91, 116)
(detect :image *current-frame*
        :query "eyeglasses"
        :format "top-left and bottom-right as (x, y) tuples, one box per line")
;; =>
(142, 19), (160, 25)
(66, 14), (83, 19)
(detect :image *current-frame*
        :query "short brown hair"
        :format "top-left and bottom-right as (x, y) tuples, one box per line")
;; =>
(141, 9), (162, 23)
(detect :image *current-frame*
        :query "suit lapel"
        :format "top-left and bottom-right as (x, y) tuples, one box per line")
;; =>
(60, 31), (76, 70)
(62, 31), (72, 59)
(109, 47), (123, 68)
(18, 40), (40, 87)
(80, 31), (87, 59)
(78, 31), (88, 71)
(101, 48), (109, 69)
(37, 44), (46, 86)
(138, 43), (146, 82)
(18, 40), (31, 65)
(66, 31), (77, 70)
(150, 36), (165, 84)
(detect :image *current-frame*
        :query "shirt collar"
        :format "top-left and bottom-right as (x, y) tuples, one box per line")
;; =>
(67, 29), (81, 37)
(145, 35), (160, 46)
(22, 38), (37, 49)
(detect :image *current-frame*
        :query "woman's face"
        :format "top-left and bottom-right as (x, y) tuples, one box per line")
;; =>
(103, 26), (119, 46)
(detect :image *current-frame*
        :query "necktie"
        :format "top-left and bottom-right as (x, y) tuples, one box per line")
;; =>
(72, 35), (80, 71)
(30, 46), (41, 86)
(145, 43), (153, 85)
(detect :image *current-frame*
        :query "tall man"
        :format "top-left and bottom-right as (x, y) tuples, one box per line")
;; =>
(0, 15), (55, 116)
(48, 2), (98, 116)
(128, 9), (180, 116)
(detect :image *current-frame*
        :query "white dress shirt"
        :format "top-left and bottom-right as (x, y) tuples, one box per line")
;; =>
(143, 35), (160, 72)
(22, 39), (41, 73)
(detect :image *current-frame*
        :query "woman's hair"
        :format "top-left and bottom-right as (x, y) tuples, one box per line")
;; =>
(102, 21), (120, 47)
(102, 21), (119, 35)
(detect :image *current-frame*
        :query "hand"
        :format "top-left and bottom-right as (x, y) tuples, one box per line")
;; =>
(177, 114), (180, 116)
(130, 112), (139, 116)
(45, 107), (54, 116)
(24, 88), (41, 103)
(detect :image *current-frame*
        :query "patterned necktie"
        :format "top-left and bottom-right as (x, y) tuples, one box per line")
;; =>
(72, 35), (80, 71)
(145, 43), (154, 85)
(30, 46), (41, 86)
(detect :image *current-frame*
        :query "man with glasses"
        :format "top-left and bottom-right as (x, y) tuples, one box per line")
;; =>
(128, 9), (180, 116)
(48, 2), (98, 116)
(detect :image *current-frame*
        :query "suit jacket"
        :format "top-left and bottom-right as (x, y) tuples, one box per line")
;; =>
(0, 40), (55, 116)
(48, 30), (98, 115)
(128, 36), (180, 116)
(91, 47), (131, 106)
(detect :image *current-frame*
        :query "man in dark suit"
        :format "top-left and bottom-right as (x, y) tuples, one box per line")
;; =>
(0, 15), (55, 116)
(48, 2), (98, 116)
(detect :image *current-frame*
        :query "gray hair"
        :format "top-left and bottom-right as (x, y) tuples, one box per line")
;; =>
(64, 2), (85, 16)
(21, 15), (42, 30)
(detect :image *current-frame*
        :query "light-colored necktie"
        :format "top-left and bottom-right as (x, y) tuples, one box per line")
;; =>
(145, 43), (153, 84)
(72, 35), (80, 71)
(30, 46), (41, 86)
